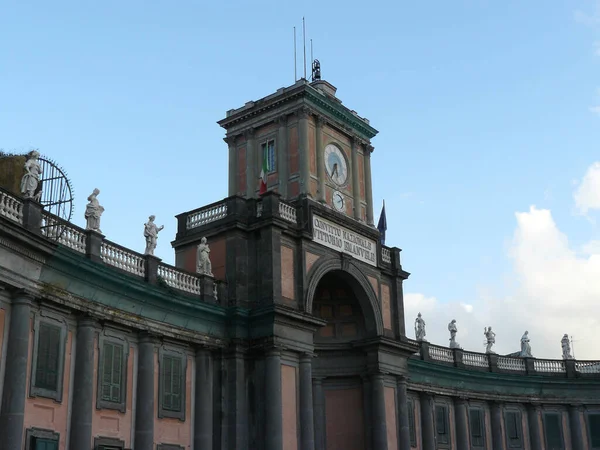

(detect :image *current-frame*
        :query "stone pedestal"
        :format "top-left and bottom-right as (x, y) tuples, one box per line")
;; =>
(22, 198), (43, 234)
(85, 229), (104, 263)
(144, 254), (161, 284)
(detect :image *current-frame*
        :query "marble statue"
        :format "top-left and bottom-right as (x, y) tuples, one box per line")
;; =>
(85, 188), (105, 233)
(143, 215), (164, 256)
(448, 319), (461, 349)
(520, 331), (533, 357)
(561, 334), (573, 360)
(414, 312), (427, 342)
(484, 326), (496, 353)
(196, 237), (213, 276)
(20, 150), (42, 200)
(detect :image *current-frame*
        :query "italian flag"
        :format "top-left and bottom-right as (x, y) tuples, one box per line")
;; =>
(259, 145), (268, 195)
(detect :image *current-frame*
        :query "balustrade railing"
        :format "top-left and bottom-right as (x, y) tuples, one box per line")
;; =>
(576, 361), (600, 374)
(157, 263), (202, 295)
(462, 351), (488, 368)
(278, 202), (296, 223)
(0, 190), (23, 224)
(497, 356), (526, 372)
(186, 201), (228, 230)
(381, 247), (391, 264)
(100, 240), (145, 277)
(534, 359), (566, 374)
(428, 344), (454, 363)
(42, 213), (86, 253)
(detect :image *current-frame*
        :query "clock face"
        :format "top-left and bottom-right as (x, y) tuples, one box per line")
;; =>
(332, 190), (345, 212)
(324, 144), (348, 186)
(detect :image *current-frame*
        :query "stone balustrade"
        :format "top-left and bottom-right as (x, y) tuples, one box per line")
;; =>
(0, 187), (222, 305)
(411, 339), (600, 378)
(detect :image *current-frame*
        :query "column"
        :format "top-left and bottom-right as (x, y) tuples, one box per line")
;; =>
(491, 402), (505, 450)
(226, 135), (238, 196)
(420, 392), (435, 450)
(0, 292), (33, 450)
(277, 116), (289, 198)
(134, 334), (156, 450)
(298, 107), (311, 196)
(396, 376), (411, 450)
(299, 354), (315, 450)
(245, 128), (256, 198)
(454, 398), (469, 450)
(315, 115), (325, 203)
(364, 145), (374, 225)
(313, 378), (326, 450)
(194, 348), (213, 450)
(69, 316), (98, 450)
(527, 404), (543, 450)
(568, 405), (584, 450)
(351, 137), (362, 220)
(371, 373), (388, 450)
(265, 349), (283, 450)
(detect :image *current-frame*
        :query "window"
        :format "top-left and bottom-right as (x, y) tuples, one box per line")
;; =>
(543, 412), (564, 450)
(25, 428), (60, 450)
(261, 140), (276, 173)
(158, 349), (187, 420)
(407, 399), (417, 447)
(157, 445), (184, 450)
(97, 337), (128, 412)
(504, 411), (523, 448)
(94, 436), (125, 450)
(588, 413), (600, 449)
(435, 404), (450, 445)
(30, 318), (67, 401)
(469, 408), (485, 447)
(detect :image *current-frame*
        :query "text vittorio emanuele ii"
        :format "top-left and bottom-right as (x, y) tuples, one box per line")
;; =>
(312, 215), (377, 266)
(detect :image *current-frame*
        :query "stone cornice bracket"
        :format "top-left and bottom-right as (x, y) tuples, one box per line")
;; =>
(8, 287), (36, 304)
(314, 114), (326, 127)
(351, 135), (365, 148)
(366, 144), (374, 154)
(244, 127), (256, 139)
(224, 134), (239, 145)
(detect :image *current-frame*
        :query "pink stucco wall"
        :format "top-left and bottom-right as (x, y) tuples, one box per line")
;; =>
(325, 387), (365, 450)
(154, 353), (192, 449)
(281, 364), (298, 450)
(23, 326), (72, 450)
(91, 341), (134, 447)
(384, 386), (398, 449)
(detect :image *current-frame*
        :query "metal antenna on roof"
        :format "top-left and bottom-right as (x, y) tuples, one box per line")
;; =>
(293, 27), (297, 82)
(303, 17), (307, 79)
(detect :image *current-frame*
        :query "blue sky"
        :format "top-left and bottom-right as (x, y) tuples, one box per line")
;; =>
(2, 0), (600, 357)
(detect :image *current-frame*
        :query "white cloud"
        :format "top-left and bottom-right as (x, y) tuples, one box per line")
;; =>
(405, 165), (600, 360)
(574, 2), (600, 26)
(590, 106), (600, 116)
(574, 162), (600, 214)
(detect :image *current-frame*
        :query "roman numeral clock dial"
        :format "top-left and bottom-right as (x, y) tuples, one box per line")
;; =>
(324, 144), (348, 213)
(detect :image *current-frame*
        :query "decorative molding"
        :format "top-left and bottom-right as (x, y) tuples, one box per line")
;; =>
(277, 114), (288, 126)
(224, 134), (239, 146)
(244, 127), (256, 139)
(296, 106), (312, 120)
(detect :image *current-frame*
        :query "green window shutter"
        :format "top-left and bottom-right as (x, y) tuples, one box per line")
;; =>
(435, 405), (449, 444)
(505, 411), (522, 447)
(101, 342), (124, 403)
(162, 355), (183, 412)
(34, 438), (58, 450)
(544, 413), (564, 449)
(469, 409), (484, 447)
(588, 414), (600, 448)
(35, 322), (61, 391)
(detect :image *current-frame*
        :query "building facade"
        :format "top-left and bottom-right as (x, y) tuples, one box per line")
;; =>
(0, 78), (598, 450)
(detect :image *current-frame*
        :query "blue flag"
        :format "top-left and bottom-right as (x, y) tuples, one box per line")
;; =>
(377, 201), (387, 245)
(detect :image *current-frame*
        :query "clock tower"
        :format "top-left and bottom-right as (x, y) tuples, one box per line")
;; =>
(218, 77), (378, 225)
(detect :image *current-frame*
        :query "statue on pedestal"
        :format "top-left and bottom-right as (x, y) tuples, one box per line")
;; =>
(561, 334), (573, 360)
(20, 150), (42, 201)
(85, 188), (104, 233)
(143, 215), (164, 256)
(520, 331), (533, 357)
(484, 326), (496, 353)
(448, 319), (461, 349)
(197, 237), (213, 276)
(415, 312), (426, 342)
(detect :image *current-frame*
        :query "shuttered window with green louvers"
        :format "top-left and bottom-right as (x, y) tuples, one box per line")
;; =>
(35, 322), (61, 391)
(162, 355), (183, 412)
(101, 342), (124, 403)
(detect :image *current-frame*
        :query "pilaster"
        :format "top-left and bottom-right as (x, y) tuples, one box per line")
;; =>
(315, 115), (325, 203)
(371, 372), (388, 450)
(312, 377), (326, 450)
(245, 128), (257, 198)
(134, 333), (158, 450)
(194, 348), (214, 450)
(490, 401), (505, 450)
(364, 144), (374, 225)
(0, 291), (33, 450)
(396, 376), (411, 450)
(454, 397), (469, 450)
(226, 135), (238, 196)
(277, 116), (288, 198)
(351, 136), (362, 221)
(419, 392), (435, 450)
(568, 404), (585, 450)
(69, 316), (99, 450)
(527, 404), (543, 450)
(265, 348), (283, 450)
(299, 353), (315, 450)
(297, 107), (311, 197)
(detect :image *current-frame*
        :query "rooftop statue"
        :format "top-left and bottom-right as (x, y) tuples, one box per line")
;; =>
(562, 334), (573, 360)
(448, 319), (461, 349)
(520, 330), (533, 358)
(20, 150), (42, 201)
(85, 188), (105, 233)
(143, 215), (164, 256)
(415, 312), (427, 342)
(484, 326), (496, 353)
(197, 237), (213, 276)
